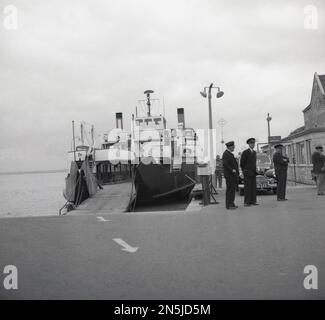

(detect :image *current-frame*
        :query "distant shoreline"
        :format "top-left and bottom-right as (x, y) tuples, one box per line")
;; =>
(0, 169), (66, 176)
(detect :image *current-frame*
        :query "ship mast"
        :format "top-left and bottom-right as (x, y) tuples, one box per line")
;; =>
(144, 90), (154, 116)
(80, 122), (84, 145)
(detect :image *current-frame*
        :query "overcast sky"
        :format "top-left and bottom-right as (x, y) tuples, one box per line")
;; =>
(1, 0), (325, 171)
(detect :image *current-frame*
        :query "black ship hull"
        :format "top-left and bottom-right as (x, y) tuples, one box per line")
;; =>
(134, 157), (197, 203)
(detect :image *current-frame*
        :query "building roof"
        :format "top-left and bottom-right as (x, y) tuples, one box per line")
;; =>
(289, 126), (305, 135)
(284, 72), (325, 143)
(302, 104), (311, 113)
(319, 75), (325, 91)
(281, 127), (325, 142)
(302, 73), (325, 113)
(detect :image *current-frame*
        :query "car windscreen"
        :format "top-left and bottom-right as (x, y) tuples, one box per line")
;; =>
(256, 153), (271, 165)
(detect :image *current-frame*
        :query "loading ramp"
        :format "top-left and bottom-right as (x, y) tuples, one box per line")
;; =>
(73, 181), (134, 215)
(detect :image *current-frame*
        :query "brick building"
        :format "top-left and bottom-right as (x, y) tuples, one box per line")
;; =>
(282, 72), (325, 184)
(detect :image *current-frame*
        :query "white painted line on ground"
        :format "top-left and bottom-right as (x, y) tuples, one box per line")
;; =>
(97, 216), (111, 222)
(113, 238), (138, 253)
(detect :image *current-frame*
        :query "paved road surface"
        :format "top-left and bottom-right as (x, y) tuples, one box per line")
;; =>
(0, 186), (324, 299)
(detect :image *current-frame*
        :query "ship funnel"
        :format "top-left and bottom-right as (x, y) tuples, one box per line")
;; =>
(116, 112), (123, 129)
(177, 108), (185, 128)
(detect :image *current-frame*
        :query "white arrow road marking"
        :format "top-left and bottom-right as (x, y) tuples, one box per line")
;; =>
(97, 216), (111, 222)
(113, 238), (138, 253)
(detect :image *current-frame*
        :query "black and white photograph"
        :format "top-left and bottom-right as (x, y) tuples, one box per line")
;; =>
(0, 0), (325, 308)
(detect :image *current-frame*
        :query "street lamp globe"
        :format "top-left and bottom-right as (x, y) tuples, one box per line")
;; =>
(200, 89), (207, 98)
(216, 89), (224, 98)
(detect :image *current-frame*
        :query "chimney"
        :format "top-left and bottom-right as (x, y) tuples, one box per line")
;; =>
(177, 108), (185, 127)
(116, 112), (123, 129)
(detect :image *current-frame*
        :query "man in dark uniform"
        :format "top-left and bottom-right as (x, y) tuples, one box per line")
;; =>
(273, 144), (289, 201)
(215, 155), (223, 188)
(312, 144), (325, 195)
(240, 138), (258, 206)
(222, 141), (239, 210)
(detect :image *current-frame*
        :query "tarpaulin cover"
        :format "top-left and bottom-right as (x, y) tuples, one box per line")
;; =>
(63, 161), (79, 201)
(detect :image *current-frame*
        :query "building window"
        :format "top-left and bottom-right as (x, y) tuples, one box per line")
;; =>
(286, 144), (295, 161)
(296, 142), (306, 164)
(306, 140), (312, 164)
(287, 145), (292, 159)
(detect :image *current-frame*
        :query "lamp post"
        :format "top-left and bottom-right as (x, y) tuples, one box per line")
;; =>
(200, 83), (224, 202)
(218, 118), (227, 153)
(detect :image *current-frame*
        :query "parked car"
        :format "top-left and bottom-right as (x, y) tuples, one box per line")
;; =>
(238, 153), (277, 195)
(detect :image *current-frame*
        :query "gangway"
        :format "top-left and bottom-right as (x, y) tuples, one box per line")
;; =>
(73, 181), (133, 214)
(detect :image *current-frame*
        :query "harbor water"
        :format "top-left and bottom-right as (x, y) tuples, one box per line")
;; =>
(0, 171), (190, 218)
(0, 171), (67, 218)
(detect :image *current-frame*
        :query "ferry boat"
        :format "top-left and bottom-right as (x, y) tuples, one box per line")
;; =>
(131, 90), (198, 206)
(61, 90), (201, 213)
(62, 119), (133, 213)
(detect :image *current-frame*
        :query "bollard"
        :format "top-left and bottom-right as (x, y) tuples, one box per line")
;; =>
(197, 163), (211, 206)
(201, 175), (210, 205)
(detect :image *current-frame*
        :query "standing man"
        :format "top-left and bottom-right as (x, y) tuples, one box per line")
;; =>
(222, 141), (239, 210)
(273, 144), (289, 201)
(312, 144), (325, 195)
(240, 138), (258, 206)
(215, 155), (223, 189)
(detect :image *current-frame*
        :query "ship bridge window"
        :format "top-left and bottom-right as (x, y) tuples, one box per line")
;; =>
(153, 118), (162, 125)
(136, 119), (143, 126)
(144, 118), (152, 126)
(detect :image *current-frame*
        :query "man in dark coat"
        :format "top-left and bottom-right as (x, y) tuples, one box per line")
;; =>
(240, 138), (258, 206)
(312, 144), (325, 195)
(273, 144), (289, 201)
(222, 141), (239, 209)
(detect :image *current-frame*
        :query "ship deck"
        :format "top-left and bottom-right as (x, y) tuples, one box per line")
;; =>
(72, 181), (133, 215)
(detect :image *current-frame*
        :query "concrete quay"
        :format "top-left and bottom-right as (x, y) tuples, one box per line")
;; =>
(0, 185), (324, 299)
